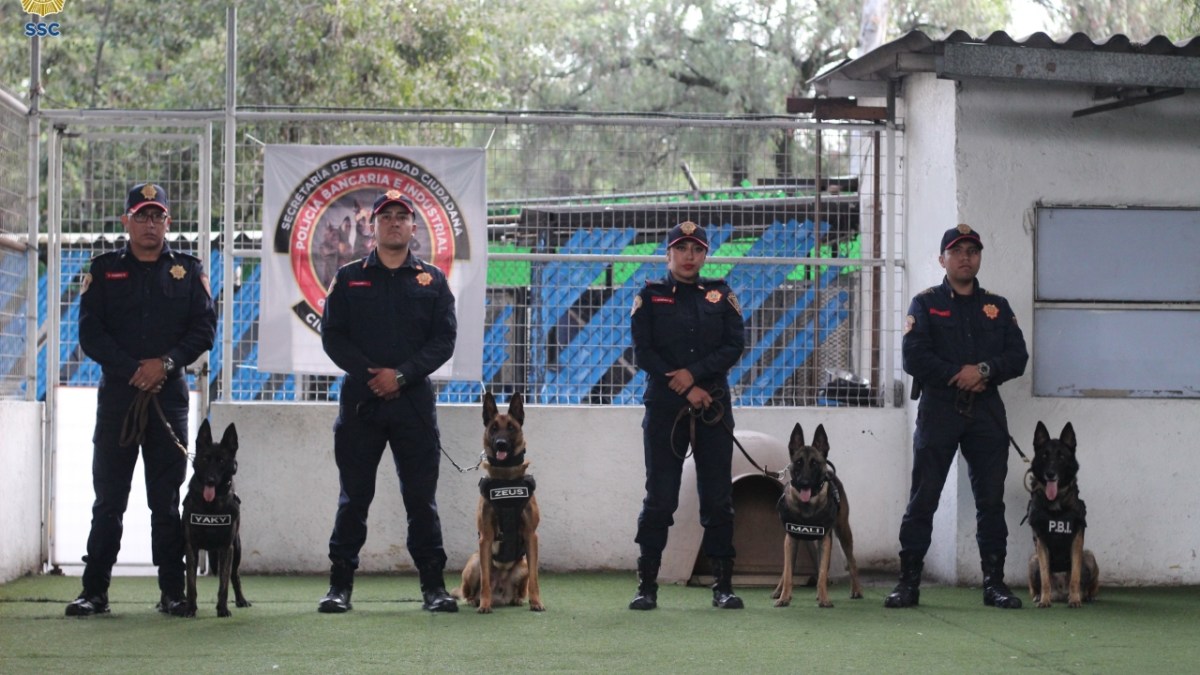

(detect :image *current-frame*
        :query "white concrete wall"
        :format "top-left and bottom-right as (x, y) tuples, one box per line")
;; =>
(213, 402), (909, 575)
(904, 72), (1200, 585)
(0, 401), (42, 583)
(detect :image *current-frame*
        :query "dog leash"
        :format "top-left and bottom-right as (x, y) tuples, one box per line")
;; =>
(391, 391), (482, 473)
(954, 390), (1029, 463)
(670, 387), (786, 481)
(120, 389), (192, 461)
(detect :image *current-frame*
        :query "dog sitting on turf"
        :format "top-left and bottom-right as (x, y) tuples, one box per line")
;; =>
(1026, 421), (1099, 608)
(453, 392), (544, 613)
(771, 423), (863, 608)
(181, 420), (251, 617)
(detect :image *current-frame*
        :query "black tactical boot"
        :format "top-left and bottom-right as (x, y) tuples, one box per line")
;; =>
(155, 591), (190, 617)
(65, 592), (110, 617)
(982, 553), (1022, 609)
(884, 552), (924, 608)
(710, 558), (744, 609)
(628, 556), (660, 610)
(317, 562), (354, 614)
(419, 563), (459, 613)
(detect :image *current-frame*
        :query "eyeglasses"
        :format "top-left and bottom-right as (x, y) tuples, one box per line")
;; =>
(130, 211), (168, 225)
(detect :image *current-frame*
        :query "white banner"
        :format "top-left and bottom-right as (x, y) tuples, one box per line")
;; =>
(259, 145), (486, 379)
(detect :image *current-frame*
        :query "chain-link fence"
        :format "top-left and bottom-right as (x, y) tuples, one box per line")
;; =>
(0, 86), (30, 400)
(37, 112), (905, 408)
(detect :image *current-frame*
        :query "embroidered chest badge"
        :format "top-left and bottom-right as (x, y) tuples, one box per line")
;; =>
(705, 289), (723, 304)
(983, 303), (1000, 320)
(416, 272), (433, 286)
(169, 264), (186, 280)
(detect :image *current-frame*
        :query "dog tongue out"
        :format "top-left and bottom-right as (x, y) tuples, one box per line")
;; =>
(799, 487), (812, 503)
(203, 486), (216, 503)
(496, 451), (508, 462)
(1044, 480), (1058, 501)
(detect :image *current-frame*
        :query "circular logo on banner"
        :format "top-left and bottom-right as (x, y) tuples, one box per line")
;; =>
(273, 152), (471, 334)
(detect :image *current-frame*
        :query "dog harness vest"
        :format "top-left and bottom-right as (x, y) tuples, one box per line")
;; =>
(776, 483), (840, 541)
(479, 475), (536, 564)
(1026, 495), (1087, 573)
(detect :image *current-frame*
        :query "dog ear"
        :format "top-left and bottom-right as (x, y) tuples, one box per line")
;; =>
(482, 391), (498, 426)
(507, 391), (525, 426)
(789, 423), (804, 450)
(812, 424), (830, 457)
(1059, 422), (1076, 451)
(197, 418), (213, 448)
(221, 423), (239, 454)
(1033, 421), (1049, 447)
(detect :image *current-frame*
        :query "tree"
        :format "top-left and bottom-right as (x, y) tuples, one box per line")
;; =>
(1030, 0), (1200, 39)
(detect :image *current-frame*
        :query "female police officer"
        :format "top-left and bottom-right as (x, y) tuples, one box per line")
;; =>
(628, 221), (746, 610)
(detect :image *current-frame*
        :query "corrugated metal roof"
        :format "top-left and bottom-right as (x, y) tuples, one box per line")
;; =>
(811, 30), (1200, 97)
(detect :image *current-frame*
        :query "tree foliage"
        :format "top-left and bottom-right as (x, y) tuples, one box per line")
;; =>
(1031, 0), (1200, 40)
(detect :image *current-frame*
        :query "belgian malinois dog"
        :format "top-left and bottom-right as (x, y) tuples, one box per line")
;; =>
(1027, 421), (1099, 608)
(453, 392), (544, 613)
(181, 420), (250, 618)
(772, 423), (862, 608)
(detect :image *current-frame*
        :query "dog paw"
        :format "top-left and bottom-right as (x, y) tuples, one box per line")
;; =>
(236, 599), (252, 608)
(850, 590), (863, 600)
(773, 598), (790, 608)
(1036, 600), (1052, 609)
(818, 601), (834, 609)
(477, 605), (493, 614)
(217, 606), (232, 618)
(529, 602), (545, 612)
(1068, 597), (1082, 608)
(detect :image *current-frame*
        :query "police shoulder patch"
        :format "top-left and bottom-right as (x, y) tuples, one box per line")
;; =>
(727, 291), (742, 316)
(631, 294), (643, 316)
(80, 272), (93, 295)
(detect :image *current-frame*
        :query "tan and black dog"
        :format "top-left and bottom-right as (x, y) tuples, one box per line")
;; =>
(453, 392), (544, 613)
(181, 420), (250, 618)
(1026, 421), (1099, 608)
(771, 423), (862, 608)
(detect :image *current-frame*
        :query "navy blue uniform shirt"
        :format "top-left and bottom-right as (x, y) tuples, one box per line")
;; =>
(902, 277), (1028, 398)
(630, 275), (745, 406)
(78, 244), (216, 385)
(321, 249), (456, 395)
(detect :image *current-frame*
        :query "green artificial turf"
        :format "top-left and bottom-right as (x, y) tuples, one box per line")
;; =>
(2, 573), (1197, 673)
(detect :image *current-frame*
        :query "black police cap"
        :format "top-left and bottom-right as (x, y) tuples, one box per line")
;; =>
(372, 189), (417, 216)
(666, 221), (709, 250)
(126, 183), (169, 215)
(940, 223), (983, 254)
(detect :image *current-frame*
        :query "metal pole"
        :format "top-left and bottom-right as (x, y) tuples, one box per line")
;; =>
(220, 5), (237, 403)
(44, 125), (61, 569)
(199, 124), (213, 414)
(884, 80), (898, 407)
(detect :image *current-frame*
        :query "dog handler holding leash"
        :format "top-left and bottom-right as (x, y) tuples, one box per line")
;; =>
(318, 191), (459, 614)
(628, 221), (747, 610)
(885, 224), (1028, 610)
(68, 184), (217, 617)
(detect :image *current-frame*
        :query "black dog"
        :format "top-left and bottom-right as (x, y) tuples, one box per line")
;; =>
(1026, 421), (1099, 608)
(182, 420), (250, 617)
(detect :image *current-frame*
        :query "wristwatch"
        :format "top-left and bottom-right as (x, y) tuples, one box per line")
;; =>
(162, 355), (176, 373)
(395, 371), (407, 388)
(977, 361), (991, 380)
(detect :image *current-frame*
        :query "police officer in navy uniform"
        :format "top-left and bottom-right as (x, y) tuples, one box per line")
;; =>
(628, 221), (746, 610)
(318, 190), (459, 614)
(885, 224), (1028, 610)
(68, 183), (217, 617)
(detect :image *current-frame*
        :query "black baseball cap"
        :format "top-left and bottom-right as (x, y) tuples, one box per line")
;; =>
(666, 221), (709, 250)
(126, 183), (169, 215)
(940, 223), (983, 254)
(372, 190), (417, 216)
